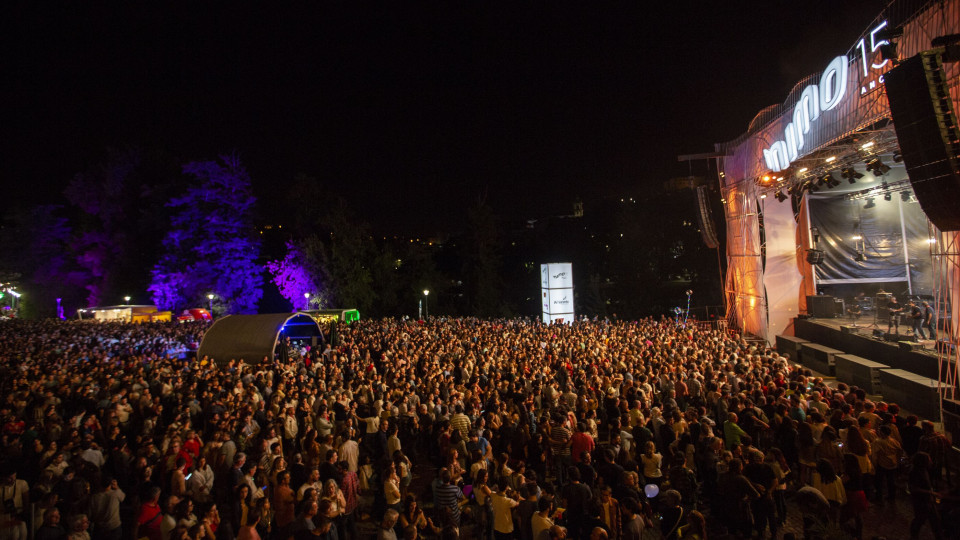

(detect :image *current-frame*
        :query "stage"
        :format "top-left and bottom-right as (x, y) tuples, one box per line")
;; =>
(792, 315), (940, 379)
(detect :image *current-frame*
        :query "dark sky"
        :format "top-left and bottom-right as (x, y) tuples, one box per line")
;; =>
(5, 1), (884, 234)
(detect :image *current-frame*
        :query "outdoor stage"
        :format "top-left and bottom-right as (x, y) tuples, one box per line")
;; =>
(793, 314), (940, 378)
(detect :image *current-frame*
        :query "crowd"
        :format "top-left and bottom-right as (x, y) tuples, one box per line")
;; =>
(0, 316), (956, 540)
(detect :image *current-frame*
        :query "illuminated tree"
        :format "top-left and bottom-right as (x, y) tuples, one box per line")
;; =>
(64, 148), (173, 306)
(149, 154), (263, 313)
(265, 238), (329, 310)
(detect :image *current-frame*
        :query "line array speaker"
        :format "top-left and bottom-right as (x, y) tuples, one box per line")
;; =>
(884, 50), (960, 231)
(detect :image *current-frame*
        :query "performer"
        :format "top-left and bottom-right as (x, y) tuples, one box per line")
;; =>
(887, 296), (903, 334)
(922, 301), (937, 341)
(846, 303), (862, 324)
(908, 301), (926, 341)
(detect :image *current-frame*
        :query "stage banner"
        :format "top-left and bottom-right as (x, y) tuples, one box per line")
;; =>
(541, 263), (575, 324)
(762, 196), (803, 340)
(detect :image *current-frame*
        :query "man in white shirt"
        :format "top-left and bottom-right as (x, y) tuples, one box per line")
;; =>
(338, 429), (360, 472)
(531, 498), (556, 540)
(491, 484), (520, 537)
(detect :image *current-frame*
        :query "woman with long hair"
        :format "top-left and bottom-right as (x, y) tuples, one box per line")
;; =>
(844, 425), (874, 500)
(811, 458), (846, 524)
(398, 494), (440, 540)
(473, 468), (494, 540)
(841, 453), (868, 540)
(797, 421), (817, 485)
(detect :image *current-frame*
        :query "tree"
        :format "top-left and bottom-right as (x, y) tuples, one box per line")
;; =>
(265, 238), (329, 310)
(149, 154), (263, 314)
(1, 205), (87, 318)
(319, 200), (376, 314)
(460, 198), (505, 317)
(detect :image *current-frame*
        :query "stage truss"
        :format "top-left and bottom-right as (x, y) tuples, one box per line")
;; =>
(933, 229), (960, 411)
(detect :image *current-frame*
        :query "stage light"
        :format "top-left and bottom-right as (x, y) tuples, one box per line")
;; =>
(861, 141), (874, 149)
(864, 198), (876, 209)
(825, 174), (841, 188)
(882, 182), (891, 201)
(775, 189), (788, 202)
(799, 167), (808, 173)
(760, 193), (767, 199)
(841, 168), (864, 183)
(893, 152), (903, 163)
(855, 252), (866, 262)
(825, 156), (836, 163)
(865, 157), (891, 176)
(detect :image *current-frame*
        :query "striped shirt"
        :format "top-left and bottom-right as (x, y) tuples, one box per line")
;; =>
(434, 483), (465, 525)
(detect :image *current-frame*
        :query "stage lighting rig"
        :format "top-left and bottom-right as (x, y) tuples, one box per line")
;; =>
(841, 168), (864, 183)
(865, 157), (891, 176)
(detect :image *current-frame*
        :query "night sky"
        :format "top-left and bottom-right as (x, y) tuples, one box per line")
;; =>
(5, 1), (884, 234)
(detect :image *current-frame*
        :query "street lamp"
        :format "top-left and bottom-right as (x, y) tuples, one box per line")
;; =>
(304, 292), (311, 309)
(207, 293), (214, 313)
(124, 296), (131, 304)
(423, 289), (430, 318)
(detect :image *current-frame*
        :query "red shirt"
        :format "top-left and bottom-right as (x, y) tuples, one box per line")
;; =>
(570, 432), (595, 464)
(137, 502), (163, 540)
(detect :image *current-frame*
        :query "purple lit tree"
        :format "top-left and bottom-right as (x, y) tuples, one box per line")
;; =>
(265, 239), (329, 310)
(149, 154), (263, 314)
(64, 149), (173, 306)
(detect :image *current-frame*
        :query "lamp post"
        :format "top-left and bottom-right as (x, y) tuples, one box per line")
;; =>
(124, 296), (131, 304)
(304, 292), (311, 310)
(423, 289), (430, 318)
(207, 293), (214, 314)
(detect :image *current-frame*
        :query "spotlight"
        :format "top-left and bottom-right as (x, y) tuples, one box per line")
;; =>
(865, 157), (891, 176)
(864, 198), (876, 209)
(855, 252), (867, 262)
(825, 174), (841, 188)
(901, 191), (912, 202)
(884, 192), (892, 201)
(882, 182), (891, 201)
(893, 152), (903, 163)
(841, 168), (864, 183)
(807, 181), (820, 193)
(775, 189), (788, 202)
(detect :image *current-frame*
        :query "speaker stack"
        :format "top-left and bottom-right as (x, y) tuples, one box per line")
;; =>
(884, 50), (960, 231)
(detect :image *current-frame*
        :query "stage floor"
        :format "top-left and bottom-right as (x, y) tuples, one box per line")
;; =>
(801, 314), (940, 356)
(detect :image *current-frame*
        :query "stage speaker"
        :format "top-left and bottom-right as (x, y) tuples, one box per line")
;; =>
(807, 295), (836, 318)
(806, 249), (824, 265)
(884, 50), (960, 231)
(841, 325), (859, 334)
(696, 186), (720, 249)
(899, 341), (923, 351)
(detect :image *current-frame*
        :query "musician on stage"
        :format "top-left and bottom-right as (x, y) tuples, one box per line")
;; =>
(887, 296), (903, 334)
(923, 301), (937, 341)
(908, 301), (926, 341)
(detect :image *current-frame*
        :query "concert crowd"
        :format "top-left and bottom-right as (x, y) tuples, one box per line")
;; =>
(0, 316), (955, 540)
